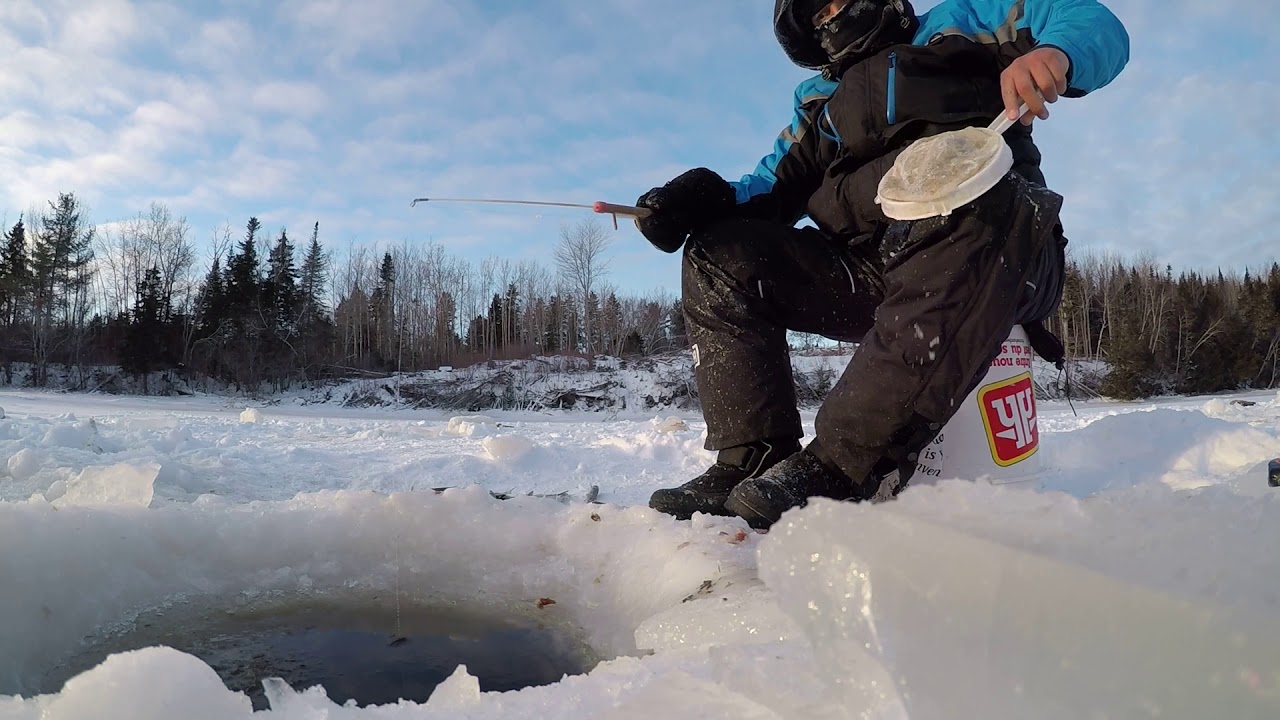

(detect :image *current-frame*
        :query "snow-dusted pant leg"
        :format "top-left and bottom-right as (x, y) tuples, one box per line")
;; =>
(811, 173), (1066, 499)
(681, 217), (883, 451)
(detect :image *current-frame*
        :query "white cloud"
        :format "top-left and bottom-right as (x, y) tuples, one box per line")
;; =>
(220, 146), (302, 200)
(58, 0), (140, 54)
(177, 18), (256, 71)
(276, 0), (465, 70)
(251, 81), (329, 117)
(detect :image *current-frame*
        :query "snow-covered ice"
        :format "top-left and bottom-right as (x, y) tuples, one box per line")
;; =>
(0, 386), (1278, 718)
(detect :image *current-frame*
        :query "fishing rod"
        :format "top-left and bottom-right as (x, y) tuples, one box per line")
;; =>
(410, 196), (652, 229)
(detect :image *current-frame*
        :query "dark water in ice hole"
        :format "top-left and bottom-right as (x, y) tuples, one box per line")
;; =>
(41, 594), (600, 711)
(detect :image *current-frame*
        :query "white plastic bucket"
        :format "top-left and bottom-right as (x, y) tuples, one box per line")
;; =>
(913, 324), (1041, 485)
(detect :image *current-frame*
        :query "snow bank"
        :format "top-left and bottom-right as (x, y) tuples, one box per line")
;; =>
(1040, 407), (1280, 493)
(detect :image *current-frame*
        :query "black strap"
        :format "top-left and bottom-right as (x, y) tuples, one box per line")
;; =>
(1023, 319), (1065, 369)
(1026, 319), (1078, 417)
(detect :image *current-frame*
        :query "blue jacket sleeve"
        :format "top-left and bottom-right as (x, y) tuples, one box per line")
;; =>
(1023, 0), (1130, 94)
(728, 76), (838, 207)
(916, 0), (1129, 95)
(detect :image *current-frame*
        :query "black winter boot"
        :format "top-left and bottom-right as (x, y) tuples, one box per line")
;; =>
(724, 441), (861, 529)
(649, 438), (800, 520)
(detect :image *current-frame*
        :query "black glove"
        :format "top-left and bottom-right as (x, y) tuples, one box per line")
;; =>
(634, 167), (736, 253)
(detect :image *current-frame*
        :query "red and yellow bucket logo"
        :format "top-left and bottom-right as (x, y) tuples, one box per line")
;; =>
(978, 372), (1039, 466)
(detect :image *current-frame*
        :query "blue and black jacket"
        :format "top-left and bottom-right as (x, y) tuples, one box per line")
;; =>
(731, 0), (1130, 240)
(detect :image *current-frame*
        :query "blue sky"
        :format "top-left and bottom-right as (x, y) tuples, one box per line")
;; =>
(1, 0), (1277, 296)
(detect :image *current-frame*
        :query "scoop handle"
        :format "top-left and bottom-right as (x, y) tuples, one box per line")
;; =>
(988, 102), (1030, 135)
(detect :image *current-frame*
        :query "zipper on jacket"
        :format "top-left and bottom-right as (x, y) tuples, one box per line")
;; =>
(886, 51), (898, 125)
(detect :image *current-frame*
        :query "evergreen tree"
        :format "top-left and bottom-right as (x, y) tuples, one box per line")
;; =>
(30, 193), (96, 385)
(602, 293), (623, 354)
(486, 293), (504, 353)
(265, 228), (299, 331)
(667, 300), (688, 349)
(544, 295), (562, 352)
(503, 282), (521, 349)
(198, 256), (227, 334)
(298, 222), (330, 321)
(0, 217), (29, 325)
(122, 267), (166, 376)
(226, 217), (262, 320)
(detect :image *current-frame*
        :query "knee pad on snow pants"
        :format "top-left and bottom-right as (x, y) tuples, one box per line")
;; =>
(813, 171), (1065, 500)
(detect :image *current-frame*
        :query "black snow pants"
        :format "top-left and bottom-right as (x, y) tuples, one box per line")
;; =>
(683, 170), (1066, 498)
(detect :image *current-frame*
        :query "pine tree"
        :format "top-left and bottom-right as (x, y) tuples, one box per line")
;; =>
(226, 217), (262, 320)
(667, 300), (688, 349)
(0, 217), (29, 325)
(122, 267), (166, 377)
(370, 252), (396, 362)
(293, 224), (335, 377)
(298, 222), (330, 322)
(602, 293), (623, 355)
(486, 293), (504, 354)
(503, 282), (521, 349)
(544, 295), (562, 353)
(265, 229), (299, 331)
(198, 256), (226, 334)
(30, 193), (96, 385)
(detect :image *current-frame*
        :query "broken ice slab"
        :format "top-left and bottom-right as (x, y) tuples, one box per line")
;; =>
(758, 500), (1280, 720)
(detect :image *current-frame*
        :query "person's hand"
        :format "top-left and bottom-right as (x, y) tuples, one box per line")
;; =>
(1001, 46), (1071, 125)
(634, 167), (736, 253)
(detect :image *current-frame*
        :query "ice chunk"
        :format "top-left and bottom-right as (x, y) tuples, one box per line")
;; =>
(483, 434), (535, 463)
(0, 406), (5, 419)
(43, 419), (100, 450)
(44, 479), (67, 502)
(879, 126), (1002, 203)
(655, 416), (689, 433)
(54, 462), (159, 508)
(447, 414), (497, 438)
(758, 500), (1280, 720)
(635, 584), (799, 652)
(41, 647), (253, 720)
(425, 664), (482, 709)
(239, 408), (263, 424)
(7, 448), (40, 481)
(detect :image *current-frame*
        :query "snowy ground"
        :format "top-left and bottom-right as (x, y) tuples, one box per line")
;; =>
(0, 387), (1278, 718)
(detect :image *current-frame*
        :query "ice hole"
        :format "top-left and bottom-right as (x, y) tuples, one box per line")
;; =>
(28, 591), (599, 711)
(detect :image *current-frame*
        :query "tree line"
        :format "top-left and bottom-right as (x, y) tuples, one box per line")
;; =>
(1053, 251), (1280, 399)
(0, 193), (687, 392)
(0, 192), (1276, 400)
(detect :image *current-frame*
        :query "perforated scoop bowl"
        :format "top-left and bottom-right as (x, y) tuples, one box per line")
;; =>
(875, 104), (1028, 221)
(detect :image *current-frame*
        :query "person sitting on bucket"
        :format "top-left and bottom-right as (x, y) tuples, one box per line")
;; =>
(635, 0), (1129, 529)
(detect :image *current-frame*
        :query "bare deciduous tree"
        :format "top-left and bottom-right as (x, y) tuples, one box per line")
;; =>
(554, 218), (613, 360)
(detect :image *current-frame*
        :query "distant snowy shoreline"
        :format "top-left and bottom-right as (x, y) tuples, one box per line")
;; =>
(0, 350), (1107, 413)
